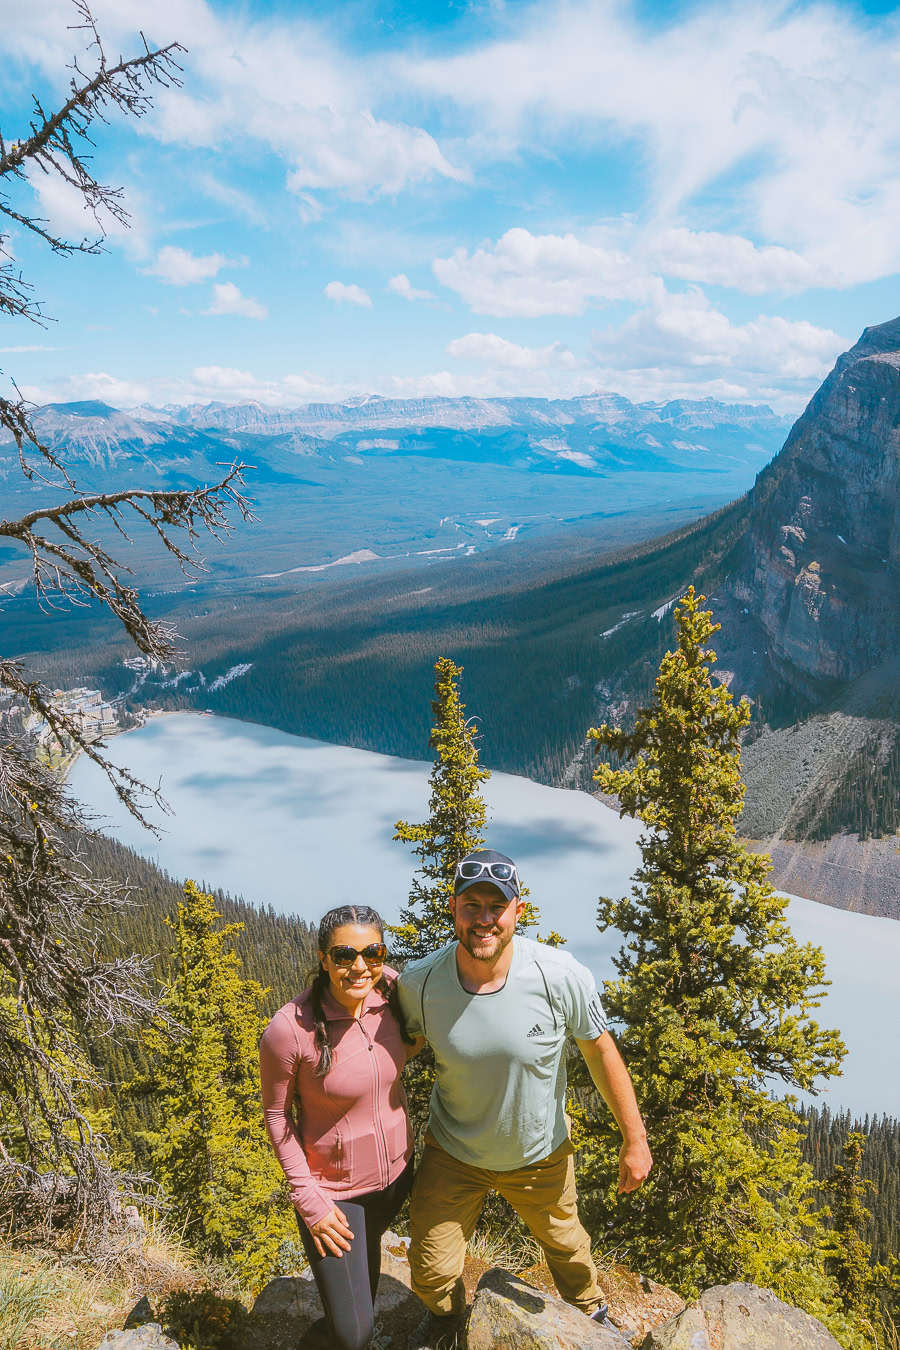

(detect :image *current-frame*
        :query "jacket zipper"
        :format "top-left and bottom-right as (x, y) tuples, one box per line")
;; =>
(359, 1016), (390, 1188)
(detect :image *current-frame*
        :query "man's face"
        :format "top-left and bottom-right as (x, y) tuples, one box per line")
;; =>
(450, 882), (525, 962)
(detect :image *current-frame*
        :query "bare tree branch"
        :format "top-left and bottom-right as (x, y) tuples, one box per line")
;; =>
(0, 4), (256, 1239)
(0, 0), (184, 257)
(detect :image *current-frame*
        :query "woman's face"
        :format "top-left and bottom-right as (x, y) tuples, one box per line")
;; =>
(320, 922), (385, 1009)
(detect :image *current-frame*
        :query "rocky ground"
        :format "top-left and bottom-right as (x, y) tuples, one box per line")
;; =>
(95, 1233), (845, 1350)
(746, 834), (900, 916)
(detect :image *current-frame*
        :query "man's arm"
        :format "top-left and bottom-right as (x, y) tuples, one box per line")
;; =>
(575, 1031), (653, 1194)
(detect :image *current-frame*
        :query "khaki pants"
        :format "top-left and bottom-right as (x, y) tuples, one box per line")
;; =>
(408, 1131), (601, 1317)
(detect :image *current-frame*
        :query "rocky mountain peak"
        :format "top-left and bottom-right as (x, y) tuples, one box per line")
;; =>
(731, 315), (900, 697)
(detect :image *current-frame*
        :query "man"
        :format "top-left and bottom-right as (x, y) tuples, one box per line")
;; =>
(397, 848), (652, 1346)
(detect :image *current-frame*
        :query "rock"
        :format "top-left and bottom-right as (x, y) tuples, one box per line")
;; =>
(467, 1268), (634, 1349)
(732, 315), (900, 696)
(375, 1247), (421, 1318)
(251, 1271), (320, 1320)
(642, 1282), (842, 1350)
(122, 1298), (155, 1330)
(96, 1326), (179, 1350)
(245, 1235), (424, 1350)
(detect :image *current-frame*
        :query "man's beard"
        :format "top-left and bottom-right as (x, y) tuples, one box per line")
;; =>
(456, 924), (513, 962)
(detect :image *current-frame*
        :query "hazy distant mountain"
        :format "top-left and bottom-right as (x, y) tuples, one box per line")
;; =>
(1, 392), (792, 482)
(142, 391), (791, 439)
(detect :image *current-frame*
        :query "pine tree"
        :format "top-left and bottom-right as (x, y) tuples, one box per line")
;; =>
(134, 882), (292, 1289)
(582, 588), (848, 1319)
(390, 659), (491, 1137)
(823, 1133), (877, 1318)
(392, 657), (492, 960)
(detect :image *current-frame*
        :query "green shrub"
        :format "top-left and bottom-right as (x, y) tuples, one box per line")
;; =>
(162, 1288), (249, 1350)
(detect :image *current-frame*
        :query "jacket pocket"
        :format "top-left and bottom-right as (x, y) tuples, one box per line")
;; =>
(308, 1128), (352, 1183)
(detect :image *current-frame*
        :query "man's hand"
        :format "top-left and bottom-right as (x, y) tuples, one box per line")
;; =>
(618, 1136), (653, 1194)
(576, 1032), (653, 1194)
(309, 1204), (354, 1257)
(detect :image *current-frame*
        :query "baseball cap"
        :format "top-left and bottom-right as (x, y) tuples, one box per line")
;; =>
(453, 849), (520, 903)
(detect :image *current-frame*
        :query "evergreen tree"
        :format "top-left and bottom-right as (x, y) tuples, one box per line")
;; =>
(391, 659), (492, 1137)
(392, 657), (492, 960)
(134, 882), (291, 1289)
(582, 588), (849, 1321)
(823, 1133), (877, 1318)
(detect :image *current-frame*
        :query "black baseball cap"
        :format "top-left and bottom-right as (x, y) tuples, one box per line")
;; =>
(453, 849), (520, 903)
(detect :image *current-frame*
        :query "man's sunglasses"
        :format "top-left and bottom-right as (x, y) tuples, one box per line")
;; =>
(327, 942), (388, 968)
(454, 860), (519, 890)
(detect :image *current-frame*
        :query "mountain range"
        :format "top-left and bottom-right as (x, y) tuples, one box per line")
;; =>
(6, 333), (899, 913)
(3, 390), (791, 476)
(0, 390), (791, 591)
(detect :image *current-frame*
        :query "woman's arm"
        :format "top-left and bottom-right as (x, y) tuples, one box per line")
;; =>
(405, 1035), (427, 1061)
(259, 1011), (334, 1229)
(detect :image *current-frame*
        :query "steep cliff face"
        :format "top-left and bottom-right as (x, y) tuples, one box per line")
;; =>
(731, 317), (900, 697)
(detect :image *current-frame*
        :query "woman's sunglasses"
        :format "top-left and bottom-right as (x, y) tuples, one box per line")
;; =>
(327, 942), (388, 968)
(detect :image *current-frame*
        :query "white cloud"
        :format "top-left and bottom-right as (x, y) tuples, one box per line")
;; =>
(388, 273), (436, 302)
(324, 281), (372, 308)
(642, 229), (837, 295)
(588, 288), (847, 406)
(9, 0), (900, 290)
(194, 171), (270, 227)
(204, 282), (268, 319)
(145, 245), (243, 286)
(433, 228), (660, 317)
(447, 332), (579, 370)
(122, 3), (468, 201)
(18, 364), (353, 410)
(0, 345), (61, 353)
(405, 1), (900, 284)
(284, 112), (467, 199)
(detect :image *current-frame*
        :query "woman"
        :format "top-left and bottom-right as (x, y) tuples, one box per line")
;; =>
(260, 904), (421, 1350)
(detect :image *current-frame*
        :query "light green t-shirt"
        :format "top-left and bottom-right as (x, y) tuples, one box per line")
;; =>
(397, 936), (607, 1170)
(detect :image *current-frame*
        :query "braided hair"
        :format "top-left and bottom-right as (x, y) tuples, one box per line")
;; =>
(310, 904), (413, 1077)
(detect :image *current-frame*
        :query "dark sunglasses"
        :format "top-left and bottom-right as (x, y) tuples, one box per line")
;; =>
(327, 942), (388, 968)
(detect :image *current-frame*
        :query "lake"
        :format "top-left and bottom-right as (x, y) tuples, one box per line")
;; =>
(68, 712), (900, 1119)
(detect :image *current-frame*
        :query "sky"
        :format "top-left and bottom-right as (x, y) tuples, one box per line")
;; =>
(2, 0), (900, 414)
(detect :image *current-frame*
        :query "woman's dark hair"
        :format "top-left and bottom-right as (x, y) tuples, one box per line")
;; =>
(309, 904), (413, 1077)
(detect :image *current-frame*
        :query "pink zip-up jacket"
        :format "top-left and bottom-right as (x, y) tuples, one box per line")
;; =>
(259, 969), (413, 1228)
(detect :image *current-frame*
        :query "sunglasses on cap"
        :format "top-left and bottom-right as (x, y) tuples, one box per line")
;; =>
(454, 859), (519, 889)
(327, 942), (388, 968)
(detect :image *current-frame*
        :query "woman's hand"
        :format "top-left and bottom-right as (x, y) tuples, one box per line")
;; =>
(309, 1204), (354, 1258)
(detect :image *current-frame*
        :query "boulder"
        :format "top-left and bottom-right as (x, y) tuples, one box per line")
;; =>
(95, 1327), (179, 1350)
(642, 1283), (843, 1350)
(122, 1298), (155, 1331)
(467, 1268), (634, 1350)
(245, 1236), (423, 1350)
(250, 1270), (321, 1322)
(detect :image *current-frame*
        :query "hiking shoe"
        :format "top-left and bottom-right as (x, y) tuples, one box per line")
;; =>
(406, 1309), (462, 1350)
(587, 1303), (635, 1345)
(370, 1318), (394, 1349)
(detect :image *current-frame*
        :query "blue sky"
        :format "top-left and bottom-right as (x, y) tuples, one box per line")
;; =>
(2, 0), (900, 413)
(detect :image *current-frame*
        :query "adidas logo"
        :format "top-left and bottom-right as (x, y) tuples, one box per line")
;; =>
(526, 1024), (543, 1038)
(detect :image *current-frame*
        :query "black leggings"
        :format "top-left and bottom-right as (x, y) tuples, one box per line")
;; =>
(295, 1158), (415, 1350)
